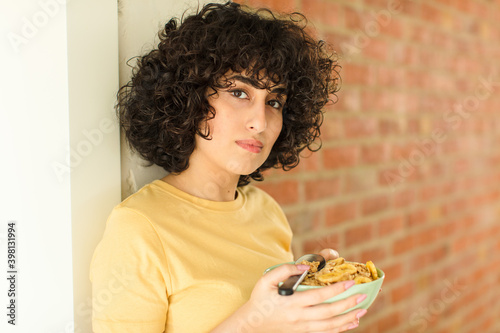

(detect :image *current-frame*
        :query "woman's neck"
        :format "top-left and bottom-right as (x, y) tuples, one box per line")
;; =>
(161, 167), (240, 202)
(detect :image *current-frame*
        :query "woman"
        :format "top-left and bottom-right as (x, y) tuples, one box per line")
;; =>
(91, 2), (367, 332)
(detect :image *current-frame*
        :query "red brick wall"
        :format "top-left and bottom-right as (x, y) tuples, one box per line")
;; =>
(236, 0), (500, 332)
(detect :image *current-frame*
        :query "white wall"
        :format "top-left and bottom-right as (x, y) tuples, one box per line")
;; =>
(0, 1), (74, 330)
(67, 1), (121, 332)
(0, 0), (120, 332)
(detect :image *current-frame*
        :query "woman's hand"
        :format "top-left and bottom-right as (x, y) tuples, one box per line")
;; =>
(212, 257), (367, 332)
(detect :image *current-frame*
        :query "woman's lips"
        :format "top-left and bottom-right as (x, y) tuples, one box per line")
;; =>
(236, 139), (264, 153)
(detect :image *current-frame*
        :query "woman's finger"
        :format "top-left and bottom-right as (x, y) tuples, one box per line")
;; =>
(292, 280), (355, 306)
(259, 264), (309, 291)
(302, 293), (366, 321)
(301, 308), (367, 333)
(308, 318), (359, 333)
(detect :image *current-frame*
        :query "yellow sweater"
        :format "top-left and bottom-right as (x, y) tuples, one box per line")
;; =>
(90, 180), (293, 332)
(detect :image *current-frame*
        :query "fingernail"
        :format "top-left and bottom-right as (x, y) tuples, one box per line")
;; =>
(356, 294), (367, 304)
(296, 264), (310, 271)
(347, 321), (359, 329)
(329, 249), (339, 258)
(356, 309), (367, 319)
(344, 280), (355, 289)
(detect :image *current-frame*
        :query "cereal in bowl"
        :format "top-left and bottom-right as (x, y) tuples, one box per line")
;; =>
(301, 257), (379, 286)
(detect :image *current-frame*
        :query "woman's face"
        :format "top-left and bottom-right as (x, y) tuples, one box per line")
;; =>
(190, 72), (286, 180)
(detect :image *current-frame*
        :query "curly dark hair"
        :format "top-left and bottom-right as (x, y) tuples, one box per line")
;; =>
(117, 1), (340, 186)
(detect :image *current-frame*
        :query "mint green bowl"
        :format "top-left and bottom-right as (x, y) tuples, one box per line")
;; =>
(265, 262), (384, 314)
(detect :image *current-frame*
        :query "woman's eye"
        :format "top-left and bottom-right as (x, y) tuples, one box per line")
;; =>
(230, 90), (248, 99)
(268, 100), (283, 110)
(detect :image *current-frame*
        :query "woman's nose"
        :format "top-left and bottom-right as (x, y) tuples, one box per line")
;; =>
(246, 102), (267, 133)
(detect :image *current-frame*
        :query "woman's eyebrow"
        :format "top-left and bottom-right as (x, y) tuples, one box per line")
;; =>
(227, 75), (287, 95)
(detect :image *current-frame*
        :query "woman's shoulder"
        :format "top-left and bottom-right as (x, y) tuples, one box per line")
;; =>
(103, 181), (168, 228)
(117, 179), (172, 210)
(239, 184), (281, 208)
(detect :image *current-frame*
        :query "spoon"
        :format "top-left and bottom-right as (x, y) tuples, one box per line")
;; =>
(278, 254), (326, 296)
